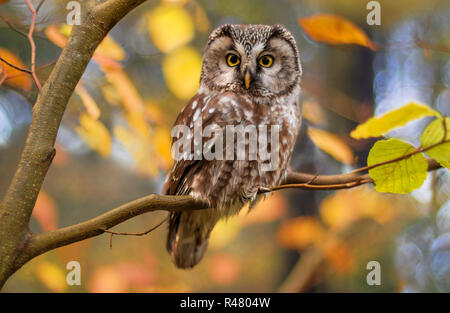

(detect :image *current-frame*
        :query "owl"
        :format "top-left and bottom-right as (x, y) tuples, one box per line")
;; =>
(163, 24), (302, 269)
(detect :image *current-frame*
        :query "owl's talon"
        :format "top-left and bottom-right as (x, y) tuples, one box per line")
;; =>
(258, 186), (272, 193)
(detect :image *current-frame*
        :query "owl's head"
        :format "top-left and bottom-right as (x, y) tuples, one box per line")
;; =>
(200, 24), (302, 98)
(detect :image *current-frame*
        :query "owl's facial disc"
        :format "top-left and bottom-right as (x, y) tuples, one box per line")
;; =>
(200, 24), (301, 97)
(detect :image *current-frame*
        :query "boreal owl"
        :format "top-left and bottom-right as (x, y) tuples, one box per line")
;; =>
(163, 24), (302, 268)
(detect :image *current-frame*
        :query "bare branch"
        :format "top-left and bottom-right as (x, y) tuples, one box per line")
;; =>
(13, 195), (207, 267)
(0, 0), (148, 289)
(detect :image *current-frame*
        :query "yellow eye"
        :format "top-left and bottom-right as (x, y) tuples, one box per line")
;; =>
(259, 55), (273, 68)
(226, 53), (240, 67)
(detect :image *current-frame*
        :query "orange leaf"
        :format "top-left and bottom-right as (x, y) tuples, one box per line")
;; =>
(299, 14), (376, 50)
(89, 265), (127, 293)
(116, 262), (156, 288)
(45, 25), (68, 48)
(0, 47), (32, 91)
(302, 99), (326, 125)
(32, 191), (58, 232)
(277, 216), (325, 249)
(320, 187), (395, 230)
(307, 127), (355, 164)
(75, 84), (101, 119)
(103, 66), (145, 114)
(208, 253), (241, 286)
(45, 24), (125, 62)
(322, 237), (355, 275)
(242, 193), (287, 225)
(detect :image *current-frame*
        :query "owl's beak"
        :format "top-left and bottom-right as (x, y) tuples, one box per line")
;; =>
(244, 70), (251, 89)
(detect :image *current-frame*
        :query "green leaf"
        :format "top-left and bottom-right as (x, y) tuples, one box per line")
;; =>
(351, 102), (441, 139)
(421, 117), (450, 169)
(367, 138), (428, 194)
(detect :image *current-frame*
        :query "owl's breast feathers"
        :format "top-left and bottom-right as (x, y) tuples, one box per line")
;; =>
(163, 91), (300, 214)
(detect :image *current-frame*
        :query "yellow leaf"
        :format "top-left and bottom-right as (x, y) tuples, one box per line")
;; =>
(320, 187), (395, 230)
(421, 117), (450, 169)
(147, 4), (194, 53)
(162, 46), (202, 100)
(101, 83), (121, 106)
(75, 84), (101, 119)
(298, 14), (376, 50)
(351, 102), (441, 139)
(58, 24), (73, 37)
(367, 138), (428, 194)
(114, 126), (159, 177)
(308, 127), (354, 164)
(95, 36), (126, 61)
(209, 218), (242, 249)
(45, 25), (69, 48)
(302, 99), (326, 125)
(277, 216), (325, 249)
(103, 66), (145, 113)
(0, 47), (32, 91)
(154, 126), (173, 170)
(76, 114), (111, 157)
(126, 111), (151, 139)
(145, 100), (166, 125)
(35, 261), (67, 292)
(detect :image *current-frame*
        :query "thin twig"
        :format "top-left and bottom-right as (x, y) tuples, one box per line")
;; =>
(103, 216), (169, 249)
(36, 0), (46, 14)
(0, 16), (28, 38)
(4, 58), (58, 80)
(352, 137), (450, 174)
(25, 0), (42, 92)
(0, 56), (32, 73)
(269, 178), (373, 192)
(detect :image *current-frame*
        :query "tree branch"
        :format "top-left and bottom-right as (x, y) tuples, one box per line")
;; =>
(12, 157), (442, 271)
(277, 158), (441, 191)
(13, 195), (208, 268)
(0, 0), (148, 289)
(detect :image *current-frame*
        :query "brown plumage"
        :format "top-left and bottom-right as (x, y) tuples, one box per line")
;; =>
(163, 24), (302, 269)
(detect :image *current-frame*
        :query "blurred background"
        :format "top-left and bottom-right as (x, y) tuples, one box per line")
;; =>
(0, 0), (449, 292)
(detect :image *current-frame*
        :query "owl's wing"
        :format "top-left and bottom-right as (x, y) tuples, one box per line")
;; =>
(163, 93), (215, 196)
(162, 92), (250, 197)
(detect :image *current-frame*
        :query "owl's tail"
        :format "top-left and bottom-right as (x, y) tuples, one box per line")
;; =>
(166, 210), (219, 269)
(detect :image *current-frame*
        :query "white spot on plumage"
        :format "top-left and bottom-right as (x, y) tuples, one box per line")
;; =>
(193, 109), (201, 122)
